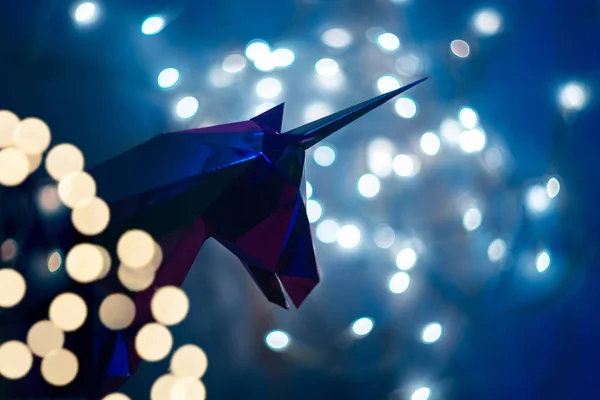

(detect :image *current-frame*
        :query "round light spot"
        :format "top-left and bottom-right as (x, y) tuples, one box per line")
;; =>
(421, 322), (442, 343)
(0, 268), (26, 307)
(41, 349), (78, 386)
(45, 144), (84, 181)
(255, 78), (282, 99)
(321, 28), (352, 48)
(303, 102), (332, 123)
(151, 286), (189, 326)
(13, 118), (51, 155)
(547, 177), (560, 198)
(451, 39), (470, 58)
(103, 393), (130, 400)
(458, 107), (478, 129)
(0, 239), (17, 262)
(306, 199), (322, 223)
(151, 374), (178, 400)
(26, 152), (42, 173)
(315, 58), (339, 77)
(208, 67), (234, 88)
(72, 196), (110, 236)
(337, 224), (361, 249)
(420, 132), (440, 156)
(74, 2), (97, 23)
(222, 54), (247, 73)
(488, 239), (507, 262)
(253, 53), (277, 71)
(313, 145), (335, 166)
(117, 230), (156, 270)
(171, 378), (207, 400)
(373, 224), (395, 248)
(396, 248), (417, 270)
(49, 292), (87, 332)
(141, 16), (164, 35)
(536, 250), (551, 273)
(48, 250), (63, 273)
(37, 184), (61, 214)
(0, 341), (33, 379)
(27, 320), (65, 357)
(305, 181), (313, 199)
(316, 219), (339, 244)
(389, 271), (410, 294)
(65, 243), (105, 283)
(392, 154), (414, 177)
(176, 97), (199, 119)
(412, 387), (431, 400)
(377, 75), (401, 94)
(351, 317), (374, 336)
(0, 147), (29, 186)
(158, 68), (179, 88)
(273, 48), (295, 67)
(0, 110), (19, 147)
(58, 171), (96, 208)
(377, 32), (400, 51)
(135, 323), (173, 362)
(462, 207), (482, 231)
(558, 82), (588, 111)
(265, 330), (289, 350)
(357, 174), (380, 198)
(245, 40), (270, 61)
(367, 138), (395, 177)
(440, 118), (462, 144)
(99, 293), (136, 330)
(459, 129), (486, 153)
(473, 9), (502, 36)
(170, 344), (208, 379)
(394, 97), (417, 118)
(118, 264), (156, 292)
(526, 185), (551, 214)
(395, 53), (423, 77)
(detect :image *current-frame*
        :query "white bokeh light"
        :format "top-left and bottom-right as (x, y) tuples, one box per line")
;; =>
(389, 272), (410, 294)
(254, 53), (278, 72)
(315, 58), (340, 77)
(141, 16), (164, 35)
(351, 317), (374, 336)
(473, 9), (502, 36)
(536, 250), (551, 273)
(265, 330), (290, 350)
(395, 53), (423, 77)
(176, 97), (199, 119)
(392, 154), (414, 177)
(357, 174), (381, 198)
(316, 219), (339, 244)
(459, 107), (478, 129)
(245, 40), (270, 61)
(396, 248), (417, 270)
(273, 48), (295, 68)
(255, 102), (275, 116)
(488, 238), (507, 262)
(222, 54), (247, 73)
(547, 177), (560, 198)
(412, 387), (431, 400)
(440, 118), (463, 144)
(373, 224), (395, 248)
(526, 185), (551, 214)
(463, 207), (482, 231)
(451, 39), (470, 58)
(306, 181), (313, 199)
(377, 33), (400, 51)
(313, 146), (336, 167)
(306, 199), (323, 223)
(421, 323), (443, 344)
(256, 78), (282, 99)
(337, 225), (361, 249)
(377, 75), (401, 94)
(209, 67), (234, 88)
(157, 68), (179, 88)
(73, 2), (97, 24)
(304, 102), (332, 123)
(459, 129), (486, 153)
(420, 132), (441, 156)
(321, 28), (353, 48)
(394, 97), (417, 118)
(367, 138), (395, 177)
(558, 82), (588, 111)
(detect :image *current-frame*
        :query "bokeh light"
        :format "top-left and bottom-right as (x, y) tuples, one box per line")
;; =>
(265, 330), (290, 350)
(377, 33), (400, 51)
(421, 323), (443, 343)
(306, 199), (323, 223)
(151, 286), (189, 326)
(245, 40), (270, 61)
(0, 268), (26, 307)
(315, 58), (339, 77)
(367, 138), (395, 177)
(337, 224), (361, 248)
(488, 239), (507, 262)
(412, 387), (431, 400)
(420, 132), (441, 155)
(394, 97), (417, 118)
(41, 348), (79, 386)
(389, 272), (410, 293)
(547, 177), (560, 198)
(273, 48), (295, 67)
(27, 320), (65, 357)
(321, 28), (352, 48)
(49, 292), (88, 332)
(351, 317), (374, 336)
(451, 39), (470, 57)
(171, 344), (208, 379)
(141, 16), (164, 35)
(73, 2), (97, 24)
(135, 323), (173, 361)
(526, 185), (551, 214)
(536, 250), (551, 273)
(222, 54), (247, 73)
(176, 97), (199, 118)
(14, 118), (50, 154)
(377, 75), (401, 93)
(158, 68), (180, 88)
(396, 248), (417, 270)
(473, 9), (502, 36)
(99, 293), (136, 330)
(357, 174), (381, 198)
(558, 81), (588, 111)
(458, 107), (478, 129)
(460, 129), (486, 153)
(463, 207), (483, 231)
(373, 224), (395, 248)
(313, 145), (336, 166)
(0, 341), (33, 379)
(256, 78), (282, 99)
(316, 219), (339, 243)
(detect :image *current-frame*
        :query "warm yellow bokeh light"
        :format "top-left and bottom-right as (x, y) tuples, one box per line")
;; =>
(97, 245), (112, 280)
(27, 152), (42, 173)
(0, 238), (17, 261)
(170, 344), (208, 379)
(117, 230), (156, 270)
(13, 117), (51, 155)
(58, 171), (96, 208)
(71, 196), (110, 236)
(0, 110), (19, 148)
(151, 374), (179, 400)
(103, 393), (131, 400)
(99, 293), (136, 330)
(149, 242), (164, 272)
(66, 243), (105, 283)
(41, 348), (79, 386)
(0, 268), (27, 307)
(0, 147), (30, 186)
(118, 264), (155, 292)
(26, 320), (65, 357)
(151, 286), (189, 326)
(45, 143), (85, 181)
(0, 341), (33, 379)
(135, 323), (173, 362)
(49, 292), (88, 332)
(171, 378), (207, 400)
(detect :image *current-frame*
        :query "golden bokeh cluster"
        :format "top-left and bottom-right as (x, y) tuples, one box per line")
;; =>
(0, 110), (208, 398)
